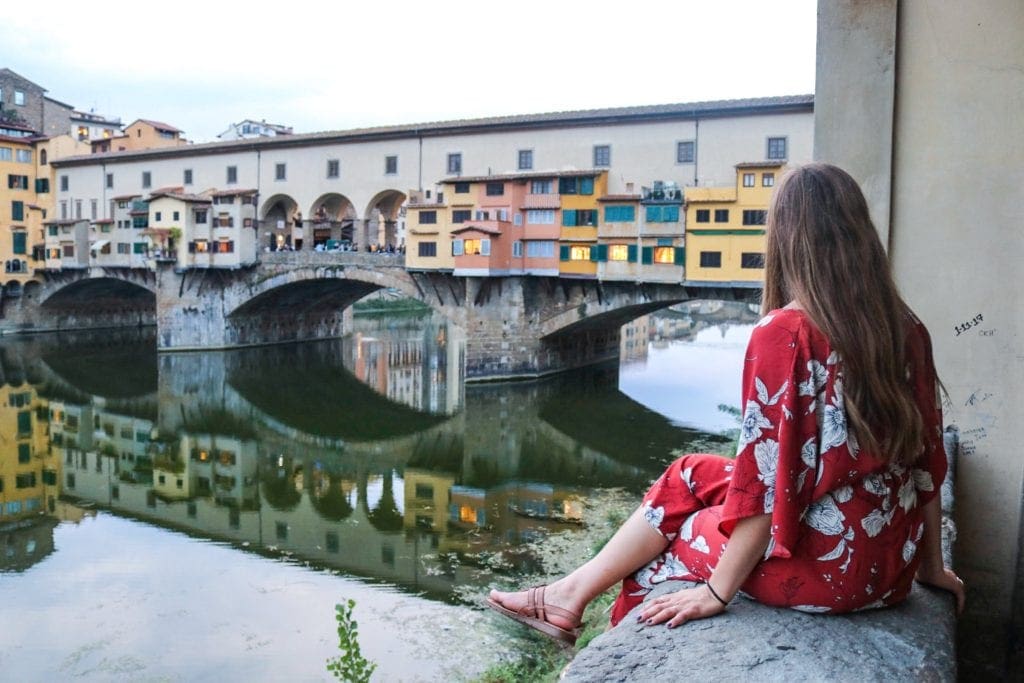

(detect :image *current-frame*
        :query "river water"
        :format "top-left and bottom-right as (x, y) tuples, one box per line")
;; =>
(0, 302), (758, 681)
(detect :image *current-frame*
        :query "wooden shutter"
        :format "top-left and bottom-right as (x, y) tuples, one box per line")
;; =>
(627, 244), (637, 262)
(559, 245), (570, 261)
(641, 246), (653, 264)
(674, 246), (686, 265)
(562, 209), (577, 227)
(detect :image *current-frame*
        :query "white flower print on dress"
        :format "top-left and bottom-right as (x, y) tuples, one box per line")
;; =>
(756, 377), (789, 406)
(738, 399), (773, 451)
(642, 501), (665, 533)
(679, 511), (697, 542)
(755, 314), (775, 328)
(680, 466), (695, 492)
(832, 485), (854, 503)
(804, 495), (846, 536)
(912, 468), (934, 493)
(754, 439), (779, 513)
(819, 380), (849, 454)
(826, 350), (840, 365)
(792, 605), (832, 613)
(897, 477), (917, 512)
(690, 535), (711, 554)
(861, 506), (896, 537)
(862, 473), (888, 497)
(798, 360), (828, 397)
(651, 552), (693, 584)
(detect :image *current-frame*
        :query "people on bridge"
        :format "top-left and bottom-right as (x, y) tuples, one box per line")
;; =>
(487, 163), (965, 645)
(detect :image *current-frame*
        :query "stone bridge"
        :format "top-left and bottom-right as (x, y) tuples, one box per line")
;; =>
(4, 252), (759, 380)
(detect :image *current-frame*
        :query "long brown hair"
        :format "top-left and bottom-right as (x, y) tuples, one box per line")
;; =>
(762, 163), (924, 466)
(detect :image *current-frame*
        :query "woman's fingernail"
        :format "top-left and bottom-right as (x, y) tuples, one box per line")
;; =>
(647, 619), (654, 625)
(667, 623), (674, 629)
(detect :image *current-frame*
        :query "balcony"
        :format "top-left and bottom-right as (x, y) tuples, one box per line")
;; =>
(522, 194), (560, 210)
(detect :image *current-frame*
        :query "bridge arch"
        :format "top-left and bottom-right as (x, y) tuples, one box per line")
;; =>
(364, 189), (407, 249)
(260, 193), (300, 251)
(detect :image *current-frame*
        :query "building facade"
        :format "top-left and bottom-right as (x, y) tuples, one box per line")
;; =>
(217, 119), (293, 141)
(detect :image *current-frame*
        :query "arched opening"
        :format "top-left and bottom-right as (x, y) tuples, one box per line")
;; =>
(311, 472), (355, 522)
(309, 193), (357, 250)
(364, 470), (403, 532)
(260, 461), (303, 511)
(363, 189), (407, 252)
(259, 194), (300, 252)
(42, 277), (156, 313)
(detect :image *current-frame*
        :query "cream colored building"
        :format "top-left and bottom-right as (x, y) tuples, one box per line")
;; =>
(52, 96), (813, 253)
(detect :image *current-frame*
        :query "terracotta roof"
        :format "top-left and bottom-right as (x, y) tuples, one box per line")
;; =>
(735, 161), (787, 168)
(441, 169), (602, 184)
(54, 94), (814, 167)
(451, 224), (502, 236)
(43, 219), (85, 226)
(130, 119), (183, 133)
(209, 188), (257, 197)
(598, 194), (641, 202)
(409, 228), (440, 235)
(148, 191), (211, 203)
(91, 218), (114, 224)
(0, 133), (38, 144)
(112, 193), (142, 200)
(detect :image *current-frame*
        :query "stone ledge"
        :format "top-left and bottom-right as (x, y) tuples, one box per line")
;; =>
(563, 429), (960, 682)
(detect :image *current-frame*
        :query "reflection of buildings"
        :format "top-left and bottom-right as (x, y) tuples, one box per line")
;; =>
(619, 315), (650, 364)
(649, 300), (761, 344)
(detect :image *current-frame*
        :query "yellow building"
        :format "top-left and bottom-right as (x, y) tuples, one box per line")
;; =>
(0, 385), (57, 522)
(0, 125), (44, 289)
(91, 119), (188, 154)
(405, 189), (453, 270)
(684, 162), (784, 284)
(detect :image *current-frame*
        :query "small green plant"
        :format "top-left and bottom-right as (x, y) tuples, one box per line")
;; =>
(326, 599), (377, 682)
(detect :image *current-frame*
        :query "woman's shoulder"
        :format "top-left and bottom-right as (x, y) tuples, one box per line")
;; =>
(752, 307), (817, 341)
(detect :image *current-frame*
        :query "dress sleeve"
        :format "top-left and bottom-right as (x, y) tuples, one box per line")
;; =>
(909, 320), (948, 506)
(719, 314), (820, 560)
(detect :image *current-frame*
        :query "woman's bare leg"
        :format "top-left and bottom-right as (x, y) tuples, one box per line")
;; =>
(488, 505), (667, 630)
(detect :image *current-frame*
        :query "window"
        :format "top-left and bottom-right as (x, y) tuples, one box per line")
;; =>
(530, 179), (553, 194)
(216, 240), (234, 253)
(517, 149), (533, 170)
(603, 205), (635, 222)
(485, 182), (504, 196)
(195, 209), (207, 223)
(767, 136), (787, 160)
(512, 240), (523, 257)
(60, 201), (67, 219)
(226, 166), (237, 184)
(645, 205), (680, 222)
(35, 178), (49, 193)
(384, 156), (397, 174)
(593, 144), (611, 167)
(609, 244), (629, 261)
(11, 200), (24, 221)
(14, 90), (25, 106)
(276, 522), (288, 540)
(525, 209), (555, 224)
(454, 182), (470, 194)
(183, 169), (193, 185)
(741, 252), (765, 269)
(274, 163), (286, 181)
(714, 209), (729, 223)
(172, 211), (180, 221)
(133, 242), (147, 254)
(15, 149), (31, 163)
(40, 149), (47, 165)
(562, 209), (597, 227)
(763, 173), (775, 187)
(418, 241), (437, 257)
(513, 213), (522, 226)
(12, 231), (25, 255)
(653, 246), (675, 264)
(451, 240), (463, 256)
(142, 171), (151, 188)
(569, 245), (591, 261)
(742, 210), (767, 225)
(154, 211), (162, 221)
(700, 251), (722, 268)
(558, 176), (594, 195)
(677, 140), (695, 163)
(91, 199), (98, 220)
(327, 159), (340, 178)
(447, 153), (462, 175)
(452, 209), (471, 223)
(0, 147), (10, 161)
(75, 200), (82, 219)
(418, 210), (437, 225)
(743, 173), (755, 187)
(525, 240), (555, 257)
(695, 209), (710, 223)
(7, 174), (28, 189)
(16, 472), (36, 489)
(462, 238), (490, 256)
(60, 175), (68, 192)
(105, 173), (113, 189)
(326, 531), (339, 553)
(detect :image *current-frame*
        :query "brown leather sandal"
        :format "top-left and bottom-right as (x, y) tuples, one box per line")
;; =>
(486, 585), (583, 646)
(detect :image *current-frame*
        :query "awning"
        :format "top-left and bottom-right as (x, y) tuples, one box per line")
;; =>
(89, 240), (110, 252)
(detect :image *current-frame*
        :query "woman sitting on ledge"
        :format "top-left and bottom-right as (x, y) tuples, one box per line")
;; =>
(488, 164), (965, 645)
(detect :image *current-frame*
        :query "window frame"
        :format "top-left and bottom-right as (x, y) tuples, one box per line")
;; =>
(676, 140), (695, 164)
(699, 251), (723, 268)
(766, 136), (788, 160)
(385, 155), (398, 175)
(593, 144), (611, 168)
(327, 159), (340, 178)
(447, 152), (462, 175)
(742, 173), (755, 188)
(517, 149), (533, 171)
(274, 163), (286, 181)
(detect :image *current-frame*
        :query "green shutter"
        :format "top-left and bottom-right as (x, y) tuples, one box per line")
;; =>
(665, 205), (680, 222)
(559, 245), (570, 261)
(133, 242), (147, 254)
(645, 205), (661, 222)
(12, 232), (26, 255)
(12, 201), (24, 221)
(627, 244), (637, 262)
(641, 247), (653, 264)
(597, 244), (608, 262)
(17, 411), (31, 435)
(674, 246), (686, 265)
(558, 177), (576, 194)
(579, 177), (594, 195)
(589, 245), (598, 262)
(562, 209), (577, 227)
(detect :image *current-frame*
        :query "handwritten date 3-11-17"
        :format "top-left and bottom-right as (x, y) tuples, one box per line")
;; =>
(954, 314), (983, 336)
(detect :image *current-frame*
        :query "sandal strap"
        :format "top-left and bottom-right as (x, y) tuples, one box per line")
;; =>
(516, 585), (582, 627)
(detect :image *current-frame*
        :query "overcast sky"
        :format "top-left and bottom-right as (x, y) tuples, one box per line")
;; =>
(2, 0), (816, 142)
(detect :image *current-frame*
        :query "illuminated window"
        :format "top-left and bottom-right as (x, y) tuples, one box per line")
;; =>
(77, 126), (89, 141)
(193, 240), (209, 253)
(462, 238), (490, 256)
(216, 240), (234, 253)
(609, 244), (629, 261)
(653, 246), (675, 264)
(569, 245), (591, 260)
(459, 505), (478, 524)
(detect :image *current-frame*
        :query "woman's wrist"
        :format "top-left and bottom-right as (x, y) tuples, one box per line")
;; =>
(705, 580), (730, 607)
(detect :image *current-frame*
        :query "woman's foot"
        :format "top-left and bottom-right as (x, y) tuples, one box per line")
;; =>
(487, 580), (586, 634)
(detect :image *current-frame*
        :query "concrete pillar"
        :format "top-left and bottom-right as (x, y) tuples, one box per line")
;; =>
(815, 1), (1024, 675)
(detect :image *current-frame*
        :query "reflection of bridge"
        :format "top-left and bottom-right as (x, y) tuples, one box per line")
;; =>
(8, 251), (757, 380)
(2, 329), (715, 598)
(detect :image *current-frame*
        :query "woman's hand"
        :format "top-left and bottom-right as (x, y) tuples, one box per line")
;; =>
(915, 565), (966, 616)
(637, 584), (727, 628)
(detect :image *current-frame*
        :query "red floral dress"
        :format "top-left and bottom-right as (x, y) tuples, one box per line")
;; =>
(610, 308), (947, 625)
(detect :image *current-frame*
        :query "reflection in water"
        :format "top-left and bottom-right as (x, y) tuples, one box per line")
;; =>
(0, 308), (752, 678)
